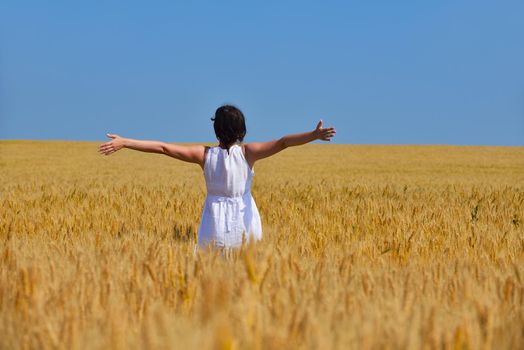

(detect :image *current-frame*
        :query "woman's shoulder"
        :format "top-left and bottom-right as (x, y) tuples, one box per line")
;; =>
(238, 144), (247, 156)
(207, 145), (221, 153)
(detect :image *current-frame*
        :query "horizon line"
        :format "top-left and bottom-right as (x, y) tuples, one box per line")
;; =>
(0, 139), (522, 148)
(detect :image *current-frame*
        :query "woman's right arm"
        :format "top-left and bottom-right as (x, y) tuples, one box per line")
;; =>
(99, 133), (207, 168)
(244, 120), (336, 167)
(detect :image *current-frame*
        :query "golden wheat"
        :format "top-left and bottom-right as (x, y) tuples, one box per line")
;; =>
(1, 141), (523, 349)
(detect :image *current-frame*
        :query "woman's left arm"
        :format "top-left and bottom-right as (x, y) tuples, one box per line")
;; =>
(99, 133), (206, 167)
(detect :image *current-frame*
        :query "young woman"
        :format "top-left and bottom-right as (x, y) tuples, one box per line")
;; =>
(98, 105), (336, 249)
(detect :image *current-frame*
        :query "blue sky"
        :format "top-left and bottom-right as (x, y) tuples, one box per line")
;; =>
(1, 1), (523, 145)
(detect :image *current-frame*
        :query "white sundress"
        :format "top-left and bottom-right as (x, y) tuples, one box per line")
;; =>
(197, 144), (263, 248)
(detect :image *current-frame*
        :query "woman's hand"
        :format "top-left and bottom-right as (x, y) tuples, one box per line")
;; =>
(314, 120), (336, 141)
(98, 133), (126, 156)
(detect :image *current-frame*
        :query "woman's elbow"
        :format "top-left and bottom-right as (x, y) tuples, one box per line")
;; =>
(159, 142), (170, 155)
(278, 137), (288, 150)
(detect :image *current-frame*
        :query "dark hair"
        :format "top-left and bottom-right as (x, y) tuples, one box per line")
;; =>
(211, 105), (246, 147)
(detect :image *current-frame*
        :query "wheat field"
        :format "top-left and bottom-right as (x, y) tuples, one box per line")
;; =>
(1, 141), (523, 349)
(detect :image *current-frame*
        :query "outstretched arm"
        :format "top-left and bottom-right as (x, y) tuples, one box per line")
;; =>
(98, 134), (206, 168)
(244, 120), (336, 167)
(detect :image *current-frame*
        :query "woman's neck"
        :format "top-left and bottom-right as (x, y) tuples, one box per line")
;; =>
(219, 141), (241, 149)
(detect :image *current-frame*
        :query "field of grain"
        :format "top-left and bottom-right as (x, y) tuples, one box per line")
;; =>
(1, 141), (523, 349)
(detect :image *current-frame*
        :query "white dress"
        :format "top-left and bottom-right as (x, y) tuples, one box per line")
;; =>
(197, 144), (263, 248)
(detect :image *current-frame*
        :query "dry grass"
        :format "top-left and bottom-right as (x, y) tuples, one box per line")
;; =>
(1, 141), (523, 349)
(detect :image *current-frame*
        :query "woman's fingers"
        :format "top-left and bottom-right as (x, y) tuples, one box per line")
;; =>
(99, 149), (111, 155)
(98, 146), (112, 154)
(320, 127), (336, 141)
(99, 141), (116, 150)
(98, 141), (117, 155)
(314, 120), (336, 141)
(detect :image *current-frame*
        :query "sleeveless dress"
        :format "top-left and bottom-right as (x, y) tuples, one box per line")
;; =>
(197, 144), (263, 248)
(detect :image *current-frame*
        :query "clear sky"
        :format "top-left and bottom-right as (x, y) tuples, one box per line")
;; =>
(1, 1), (523, 145)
